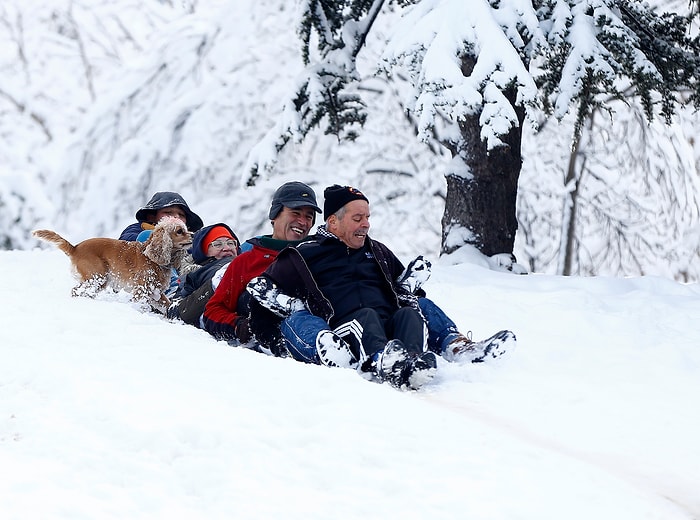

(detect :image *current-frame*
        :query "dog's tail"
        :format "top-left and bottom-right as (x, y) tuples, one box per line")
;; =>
(32, 229), (76, 257)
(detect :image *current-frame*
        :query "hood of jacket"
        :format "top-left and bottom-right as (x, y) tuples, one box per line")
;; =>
(135, 191), (204, 232)
(190, 223), (240, 264)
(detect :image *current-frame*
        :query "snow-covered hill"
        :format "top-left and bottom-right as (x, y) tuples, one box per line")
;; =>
(2, 249), (698, 519)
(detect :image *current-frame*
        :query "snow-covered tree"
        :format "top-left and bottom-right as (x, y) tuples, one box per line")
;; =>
(516, 98), (700, 280)
(513, 0), (700, 280)
(0, 0), (186, 248)
(246, 0), (700, 260)
(4, 0), (698, 282)
(38, 0), (451, 261)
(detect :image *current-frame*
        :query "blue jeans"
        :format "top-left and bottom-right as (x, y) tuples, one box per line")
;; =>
(281, 298), (459, 363)
(417, 297), (460, 355)
(280, 310), (329, 364)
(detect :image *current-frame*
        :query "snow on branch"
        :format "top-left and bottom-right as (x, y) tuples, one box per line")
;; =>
(380, 0), (538, 150)
(539, 0), (700, 140)
(245, 0), (385, 184)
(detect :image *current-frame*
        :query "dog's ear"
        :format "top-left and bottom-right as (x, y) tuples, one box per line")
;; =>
(144, 225), (173, 265)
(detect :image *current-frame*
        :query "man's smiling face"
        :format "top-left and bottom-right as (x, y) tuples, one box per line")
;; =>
(271, 206), (316, 241)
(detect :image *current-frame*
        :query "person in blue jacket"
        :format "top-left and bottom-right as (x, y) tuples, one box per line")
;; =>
(167, 223), (240, 327)
(119, 191), (203, 241)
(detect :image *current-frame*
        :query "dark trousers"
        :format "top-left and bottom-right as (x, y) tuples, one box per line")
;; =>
(334, 307), (426, 361)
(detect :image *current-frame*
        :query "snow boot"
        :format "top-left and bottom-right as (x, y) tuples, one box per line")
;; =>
(316, 330), (358, 369)
(405, 350), (438, 390)
(443, 330), (516, 363)
(376, 339), (437, 391)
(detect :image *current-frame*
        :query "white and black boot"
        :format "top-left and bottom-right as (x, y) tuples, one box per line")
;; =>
(376, 339), (437, 391)
(247, 276), (306, 317)
(315, 330), (358, 369)
(443, 330), (516, 363)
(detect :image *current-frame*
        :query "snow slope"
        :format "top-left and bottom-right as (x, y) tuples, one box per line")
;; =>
(2, 249), (699, 519)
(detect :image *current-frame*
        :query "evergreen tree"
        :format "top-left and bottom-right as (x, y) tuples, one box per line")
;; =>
(246, 0), (700, 259)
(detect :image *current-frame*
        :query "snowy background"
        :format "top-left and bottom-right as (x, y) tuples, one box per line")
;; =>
(2, 2), (700, 517)
(2, 0), (700, 279)
(2, 249), (700, 519)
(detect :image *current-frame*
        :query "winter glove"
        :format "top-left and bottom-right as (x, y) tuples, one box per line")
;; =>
(166, 298), (182, 320)
(246, 276), (306, 317)
(234, 316), (253, 344)
(396, 255), (432, 294)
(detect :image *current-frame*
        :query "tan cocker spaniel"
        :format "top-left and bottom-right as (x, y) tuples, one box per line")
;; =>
(33, 217), (193, 312)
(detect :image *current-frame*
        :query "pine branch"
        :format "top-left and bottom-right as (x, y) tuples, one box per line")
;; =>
(246, 0), (386, 183)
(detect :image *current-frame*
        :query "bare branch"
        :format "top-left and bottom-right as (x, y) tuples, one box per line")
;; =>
(0, 88), (52, 142)
(67, 0), (96, 102)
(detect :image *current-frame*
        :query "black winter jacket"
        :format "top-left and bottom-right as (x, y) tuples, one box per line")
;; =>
(254, 228), (418, 333)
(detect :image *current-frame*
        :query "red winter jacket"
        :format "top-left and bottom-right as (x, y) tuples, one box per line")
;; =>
(202, 236), (292, 341)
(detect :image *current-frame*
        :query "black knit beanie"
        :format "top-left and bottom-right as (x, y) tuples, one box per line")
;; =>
(323, 185), (369, 220)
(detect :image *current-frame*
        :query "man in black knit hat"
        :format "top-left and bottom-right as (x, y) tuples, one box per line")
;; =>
(247, 184), (516, 390)
(247, 184), (438, 390)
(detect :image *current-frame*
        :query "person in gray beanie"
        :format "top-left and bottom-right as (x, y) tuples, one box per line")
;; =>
(201, 181), (321, 351)
(269, 181), (321, 218)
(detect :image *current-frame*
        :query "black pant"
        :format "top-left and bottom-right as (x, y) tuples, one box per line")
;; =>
(333, 307), (426, 361)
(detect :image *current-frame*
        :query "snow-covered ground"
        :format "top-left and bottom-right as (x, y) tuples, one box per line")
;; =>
(2, 249), (699, 519)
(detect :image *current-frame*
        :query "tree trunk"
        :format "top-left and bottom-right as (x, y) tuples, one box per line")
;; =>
(559, 132), (583, 276)
(441, 85), (525, 257)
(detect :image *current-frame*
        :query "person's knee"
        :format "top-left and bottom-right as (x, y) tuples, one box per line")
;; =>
(390, 307), (426, 353)
(394, 306), (422, 324)
(281, 310), (328, 364)
(353, 307), (381, 323)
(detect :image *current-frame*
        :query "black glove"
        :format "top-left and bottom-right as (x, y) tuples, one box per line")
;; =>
(234, 316), (253, 344)
(166, 298), (182, 320)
